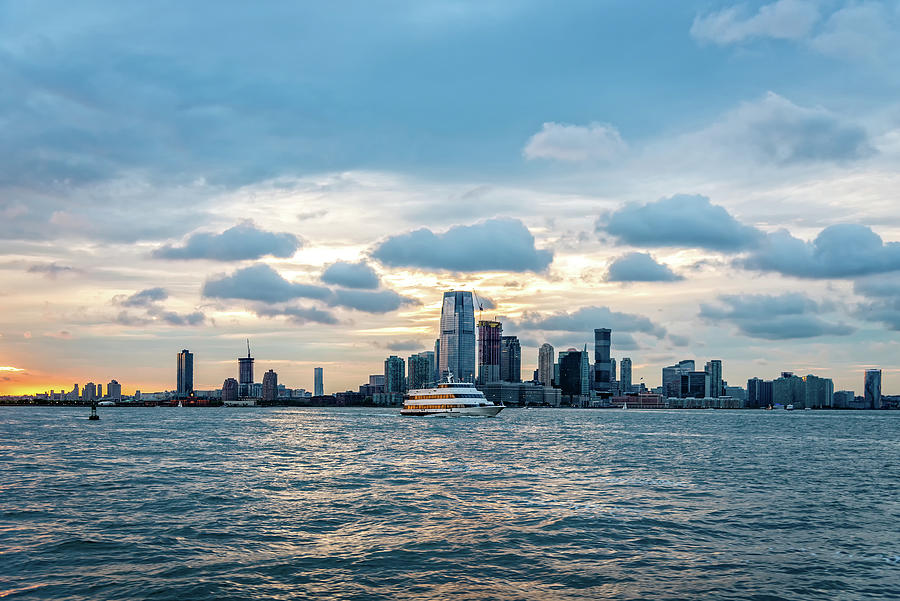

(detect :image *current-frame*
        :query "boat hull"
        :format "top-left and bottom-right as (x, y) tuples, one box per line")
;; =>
(401, 405), (504, 417)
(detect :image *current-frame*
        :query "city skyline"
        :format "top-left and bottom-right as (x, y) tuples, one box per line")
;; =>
(2, 2), (900, 395)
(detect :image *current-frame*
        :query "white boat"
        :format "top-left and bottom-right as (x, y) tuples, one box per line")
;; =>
(622, 402), (628, 410)
(401, 377), (503, 417)
(785, 404), (794, 411)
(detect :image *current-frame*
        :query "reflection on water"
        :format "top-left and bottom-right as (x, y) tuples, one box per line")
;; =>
(1, 407), (899, 600)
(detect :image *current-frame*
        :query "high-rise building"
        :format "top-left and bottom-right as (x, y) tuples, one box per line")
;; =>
(680, 371), (709, 398)
(384, 356), (406, 393)
(434, 339), (441, 383)
(865, 369), (882, 409)
(804, 374), (834, 408)
(438, 291), (475, 382)
(97, 383), (102, 398)
(314, 367), (324, 396)
(662, 360), (695, 398)
(705, 359), (723, 398)
(538, 343), (554, 386)
(773, 373), (805, 407)
(238, 342), (254, 397)
(82, 382), (97, 402)
(500, 336), (521, 383)
(262, 369), (278, 402)
(107, 380), (122, 400)
(222, 378), (238, 403)
(559, 347), (590, 397)
(408, 352), (434, 389)
(477, 320), (502, 384)
(593, 328), (612, 393)
(620, 357), (633, 393)
(177, 349), (194, 397)
(747, 378), (773, 408)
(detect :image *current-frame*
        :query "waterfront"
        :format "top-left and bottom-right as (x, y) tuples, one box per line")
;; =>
(2, 407), (898, 600)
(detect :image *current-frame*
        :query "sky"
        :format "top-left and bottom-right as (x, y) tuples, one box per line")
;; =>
(1, 0), (899, 396)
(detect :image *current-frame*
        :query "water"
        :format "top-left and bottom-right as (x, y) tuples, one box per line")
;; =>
(1, 407), (898, 600)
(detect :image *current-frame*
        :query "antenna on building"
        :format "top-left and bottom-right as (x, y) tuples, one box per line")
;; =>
(247, 339), (251, 358)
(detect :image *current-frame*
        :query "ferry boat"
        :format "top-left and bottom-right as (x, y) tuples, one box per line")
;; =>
(401, 377), (504, 417)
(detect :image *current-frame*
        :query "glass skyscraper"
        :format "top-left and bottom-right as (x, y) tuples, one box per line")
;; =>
(593, 328), (612, 393)
(500, 336), (521, 383)
(865, 369), (882, 409)
(177, 349), (193, 396)
(477, 320), (502, 384)
(439, 290), (475, 382)
(314, 367), (324, 397)
(538, 343), (554, 386)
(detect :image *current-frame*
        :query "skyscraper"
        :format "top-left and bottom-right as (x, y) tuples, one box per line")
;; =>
(747, 378), (773, 408)
(408, 351), (435, 390)
(439, 290), (475, 382)
(177, 349), (194, 397)
(222, 378), (238, 403)
(865, 369), (882, 409)
(538, 343), (554, 386)
(262, 369), (278, 402)
(500, 336), (521, 382)
(477, 320), (502, 384)
(384, 356), (406, 393)
(107, 380), (122, 400)
(620, 357), (633, 392)
(662, 360), (695, 398)
(433, 339), (441, 384)
(238, 342), (253, 397)
(314, 367), (324, 396)
(593, 328), (612, 394)
(559, 347), (590, 397)
(705, 359), (723, 398)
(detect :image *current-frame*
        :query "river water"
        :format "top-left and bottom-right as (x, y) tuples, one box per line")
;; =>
(1, 407), (898, 600)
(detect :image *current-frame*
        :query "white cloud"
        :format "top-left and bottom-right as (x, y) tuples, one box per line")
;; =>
(691, 0), (820, 45)
(523, 122), (626, 162)
(810, 2), (900, 63)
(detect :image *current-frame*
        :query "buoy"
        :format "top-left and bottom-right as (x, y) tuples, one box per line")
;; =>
(88, 401), (100, 420)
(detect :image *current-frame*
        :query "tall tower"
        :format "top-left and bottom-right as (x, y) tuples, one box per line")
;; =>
(177, 349), (194, 397)
(314, 367), (324, 396)
(593, 328), (612, 394)
(438, 291), (475, 382)
(865, 369), (882, 409)
(477, 320), (502, 384)
(538, 343), (554, 386)
(238, 341), (254, 397)
(620, 357), (633, 393)
(262, 369), (278, 402)
(500, 336), (521, 382)
(384, 356), (406, 394)
(705, 359), (723, 398)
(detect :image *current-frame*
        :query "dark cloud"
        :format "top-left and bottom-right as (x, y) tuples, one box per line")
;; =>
(27, 263), (78, 278)
(742, 224), (900, 278)
(372, 218), (553, 273)
(202, 264), (331, 303)
(853, 275), (900, 330)
(612, 332), (641, 350)
(668, 334), (690, 347)
(254, 304), (339, 325)
(606, 252), (683, 282)
(321, 261), (380, 290)
(599, 195), (761, 251)
(114, 307), (205, 327)
(473, 294), (496, 310)
(330, 289), (418, 314)
(517, 306), (666, 338)
(119, 287), (169, 307)
(699, 293), (854, 339)
(154, 222), (301, 261)
(382, 339), (427, 351)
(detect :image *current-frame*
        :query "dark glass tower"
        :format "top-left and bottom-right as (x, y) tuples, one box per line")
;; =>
(477, 320), (502, 384)
(439, 291), (475, 382)
(593, 328), (612, 393)
(177, 349), (193, 397)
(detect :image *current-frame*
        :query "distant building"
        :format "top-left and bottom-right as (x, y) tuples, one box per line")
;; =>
(593, 328), (612, 394)
(477, 320), (502, 384)
(439, 291), (475, 382)
(620, 357), (633, 393)
(408, 352), (434, 389)
(833, 390), (854, 408)
(680, 371), (709, 399)
(662, 360), (695, 398)
(97, 383), (103, 398)
(262, 369), (278, 402)
(500, 336), (521, 383)
(724, 385), (746, 401)
(434, 339), (441, 383)
(238, 345), (254, 397)
(804, 374), (834, 408)
(82, 382), (97, 402)
(314, 367), (324, 396)
(559, 347), (590, 397)
(384, 356), (406, 394)
(222, 378), (238, 403)
(107, 380), (122, 400)
(480, 381), (561, 407)
(538, 343), (554, 386)
(747, 378), (773, 408)
(177, 349), (194, 396)
(865, 369), (882, 409)
(773, 372), (805, 407)
(705, 359), (723, 398)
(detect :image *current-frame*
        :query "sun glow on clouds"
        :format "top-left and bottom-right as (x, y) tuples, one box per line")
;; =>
(0, 366), (24, 372)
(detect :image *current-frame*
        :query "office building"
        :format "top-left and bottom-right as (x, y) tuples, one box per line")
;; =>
(500, 336), (521, 382)
(559, 347), (590, 397)
(97, 383), (102, 398)
(804, 374), (834, 408)
(705, 359), (723, 398)
(434, 339), (440, 383)
(477, 320), (502, 384)
(438, 290), (476, 382)
(833, 390), (855, 408)
(82, 382), (97, 402)
(262, 369), (278, 402)
(222, 378), (238, 403)
(238, 344), (254, 397)
(680, 371), (709, 399)
(408, 352), (434, 389)
(747, 378), (773, 408)
(620, 357), (633, 393)
(384, 356), (406, 394)
(538, 343), (554, 386)
(107, 380), (122, 400)
(314, 367), (324, 396)
(662, 360), (695, 398)
(177, 349), (194, 397)
(593, 328), (612, 394)
(773, 372), (805, 407)
(865, 369), (882, 409)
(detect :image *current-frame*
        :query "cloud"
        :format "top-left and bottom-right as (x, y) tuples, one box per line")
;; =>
(691, 0), (820, 45)
(523, 122), (626, 162)
(27, 263), (78, 279)
(153, 221), (301, 261)
(668, 334), (690, 347)
(321, 261), (380, 289)
(474, 294), (496, 310)
(612, 332), (641, 351)
(699, 293), (855, 339)
(119, 287), (168, 307)
(202, 264), (331, 303)
(330, 289), (418, 314)
(599, 194), (761, 251)
(518, 306), (666, 338)
(115, 308), (205, 327)
(254, 304), (339, 325)
(381, 339), (427, 351)
(742, 224), (900, 278)
(372, 218), (553, 272)
(698, 92), (874, 165)
(606, 252), (683, 282)
(853, 275), (900, 330)
(810, 2), (900, 63)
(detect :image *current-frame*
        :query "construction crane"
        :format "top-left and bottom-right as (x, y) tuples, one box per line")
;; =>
(473, 290), (485, 321)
